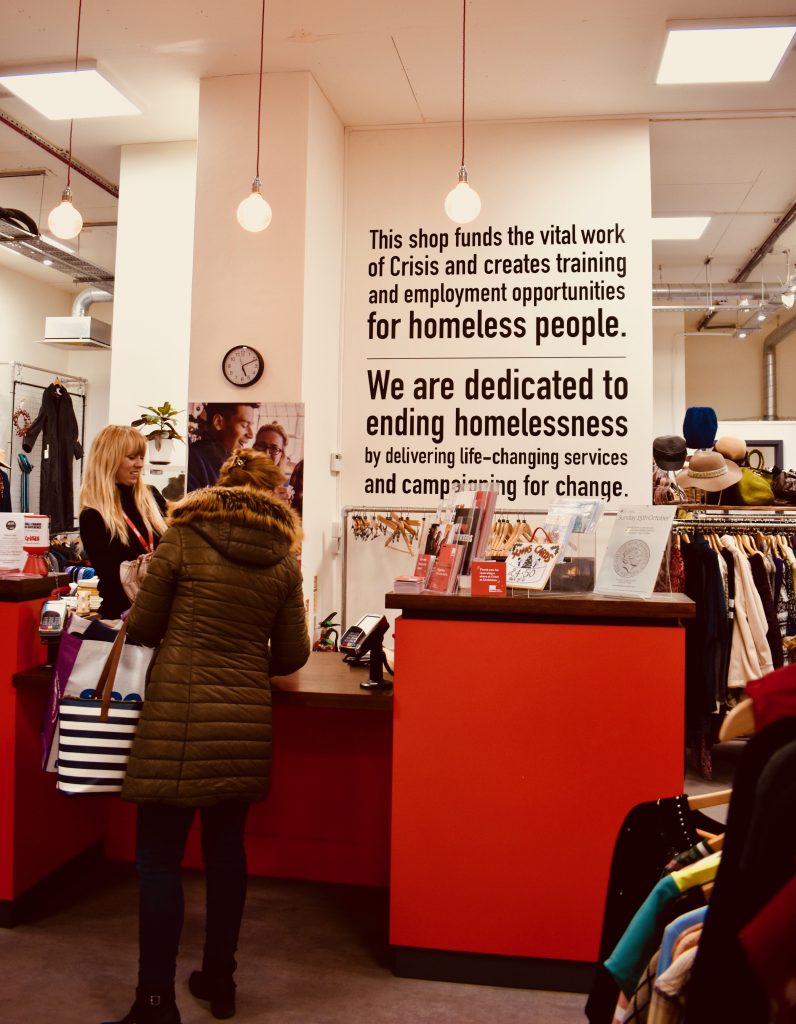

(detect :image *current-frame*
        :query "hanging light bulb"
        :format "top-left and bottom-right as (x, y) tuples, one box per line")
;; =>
(47, 0), (83, 241)
(445, 0), (480, 224)
(237, 0), (272, 232)
(48, 185), (83, 240)
(237, 177), (272, 232)
(445, 166), (481, 224)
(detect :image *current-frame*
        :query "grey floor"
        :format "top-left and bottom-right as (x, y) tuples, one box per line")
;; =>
(0, 742), (742, 1024)
(0, 865), (585, 1024)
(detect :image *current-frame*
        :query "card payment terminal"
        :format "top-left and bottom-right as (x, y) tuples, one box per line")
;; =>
(339, 614), (387, 660)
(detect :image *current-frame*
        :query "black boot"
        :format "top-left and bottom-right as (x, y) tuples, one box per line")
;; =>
(188, 959), (237, 1020)
(101, 988), (181, 1024)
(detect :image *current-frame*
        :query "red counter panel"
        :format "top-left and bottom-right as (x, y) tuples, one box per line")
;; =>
(390, 616), (685, 963)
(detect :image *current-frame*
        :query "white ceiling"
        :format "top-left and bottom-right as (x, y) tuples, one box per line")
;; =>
(1, 0), (795, 318)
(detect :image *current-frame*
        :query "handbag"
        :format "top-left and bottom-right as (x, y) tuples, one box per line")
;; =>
(736, 448), (775, 506)
(56, 621), (145, 796)
(119, 513), (155, 602)
(773, 469), (796, 505)
(43, 615), (154, 771)
(119, 550), (154, 602)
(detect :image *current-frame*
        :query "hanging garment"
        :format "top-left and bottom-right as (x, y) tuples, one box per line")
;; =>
(656, 906), (707, 976)
(738, 873), (796, 1024)
(585, 796), (722, 1024)
(17, 452), (32, 512)
(748, 551), (784, 669)
(647, 944), (699, 1024)
(604, 855), (719, 999)
(21, 382), (83, 532)
(684, 717), (796, 1023)
(681, 537), (728, 745)
(0, 468), (10, 512)
(720, 535), (774, 686)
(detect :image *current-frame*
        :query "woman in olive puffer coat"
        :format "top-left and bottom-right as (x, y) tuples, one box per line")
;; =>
(103, 448), (310, 1024)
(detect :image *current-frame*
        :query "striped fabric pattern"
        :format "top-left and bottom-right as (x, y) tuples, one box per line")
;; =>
(56, 698), (142, 795)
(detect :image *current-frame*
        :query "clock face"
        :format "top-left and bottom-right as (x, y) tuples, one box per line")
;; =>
(222, 345), (264, 387)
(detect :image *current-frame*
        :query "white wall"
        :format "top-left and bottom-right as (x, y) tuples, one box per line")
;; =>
(190, 71), (346, 633)
(109, 141), (197, 448)
(341, 120), (653, 510)
(300, 78), (345, 633)
(652, 310), (686, 437)
(0, 263), (74, 455)
(686, 316), (796, 421)
(189, 72), (310, 400)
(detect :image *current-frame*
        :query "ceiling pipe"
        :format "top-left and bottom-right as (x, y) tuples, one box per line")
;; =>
(696, 196), (796, 332)
(72, 286), (113, 317)
(653, 283), (778, 301)
(0, 108), (119, 198)
(763, 314), (796, 421)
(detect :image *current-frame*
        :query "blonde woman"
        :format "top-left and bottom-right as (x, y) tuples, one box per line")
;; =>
(79, 425), (167, 619)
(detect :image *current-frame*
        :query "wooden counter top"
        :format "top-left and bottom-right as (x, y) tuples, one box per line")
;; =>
(386, 590), (695, 624)
(0, 573), (69, 601)
(272, 652), (392, 710)
(12, 651), (392, 711)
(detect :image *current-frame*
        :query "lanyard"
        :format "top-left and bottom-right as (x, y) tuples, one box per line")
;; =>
(124, 514), (154, 553)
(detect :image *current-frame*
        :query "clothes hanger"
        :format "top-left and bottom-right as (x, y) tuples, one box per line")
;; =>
(719, 698), (755, 741)
(688, 788), (732, 810)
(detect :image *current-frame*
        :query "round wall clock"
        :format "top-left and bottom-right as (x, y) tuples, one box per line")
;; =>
(221, 345), (265, 387)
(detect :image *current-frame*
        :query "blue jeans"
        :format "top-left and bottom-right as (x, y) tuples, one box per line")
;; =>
(135, 800), (250, 993)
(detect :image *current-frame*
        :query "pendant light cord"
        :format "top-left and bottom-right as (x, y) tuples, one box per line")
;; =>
(459, 0), (466, 168)
(66, 0), (83, 189)
(255, 0), (265, 180)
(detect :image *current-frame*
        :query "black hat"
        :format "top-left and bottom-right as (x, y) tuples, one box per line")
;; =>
(683, 407), (718, 450)
(653, 435), (687, 472)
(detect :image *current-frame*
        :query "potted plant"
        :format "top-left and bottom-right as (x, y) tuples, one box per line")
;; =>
(131, 402), (184, 465)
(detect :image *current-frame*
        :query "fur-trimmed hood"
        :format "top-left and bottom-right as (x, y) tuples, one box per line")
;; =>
(166, 484), (302, 567)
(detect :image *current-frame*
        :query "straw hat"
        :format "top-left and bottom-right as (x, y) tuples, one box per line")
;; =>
(676, 449), (743, 492)
(0, 447), (10, 470)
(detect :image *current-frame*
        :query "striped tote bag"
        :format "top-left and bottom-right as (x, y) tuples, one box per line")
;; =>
(56, 621), (146, 796)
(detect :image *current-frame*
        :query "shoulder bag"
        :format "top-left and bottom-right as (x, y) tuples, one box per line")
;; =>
(119, 514), (155, 602)
(56, 621), (147, 795)
(736, 448), (775, 506)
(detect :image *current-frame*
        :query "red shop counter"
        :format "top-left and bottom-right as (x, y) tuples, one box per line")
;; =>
(384, 590), (695, 991)
(1, 575), (108, 926)
(10, 647), (392, 925)
(103, 653), (392, 886)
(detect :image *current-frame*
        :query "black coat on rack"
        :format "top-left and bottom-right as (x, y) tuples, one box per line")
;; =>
(21, 381), (83, 532)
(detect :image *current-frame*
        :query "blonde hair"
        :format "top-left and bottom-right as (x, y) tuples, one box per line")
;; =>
(80, 425), (167, 543)
(217, 448), (285, 492)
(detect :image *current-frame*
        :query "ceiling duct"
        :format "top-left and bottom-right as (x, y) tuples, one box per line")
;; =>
(41, 286), (113, 350)
(763, 314), (796, 420)
(0, 211), (114, 285)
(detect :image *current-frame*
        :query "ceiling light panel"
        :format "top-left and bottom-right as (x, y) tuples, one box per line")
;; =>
(652, 216), (710, 240)
(0, 68), (140, 119)
(657, 21), (796, 84)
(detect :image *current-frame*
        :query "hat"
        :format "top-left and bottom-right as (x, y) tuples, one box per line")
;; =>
(683, 407), (718, 450)
(653, 435), (687, 472)
(0, 447), (9, 470)
(714, 436), (747, 463)
(676, 449), (743, 492)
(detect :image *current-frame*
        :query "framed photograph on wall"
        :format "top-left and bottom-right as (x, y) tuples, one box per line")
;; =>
(745, 440), (784, 470)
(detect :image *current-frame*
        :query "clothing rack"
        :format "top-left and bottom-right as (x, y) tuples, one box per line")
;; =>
(11, 361), (88, 393)
(6, 363), (87, 525)
(673, 506), (796, 533)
